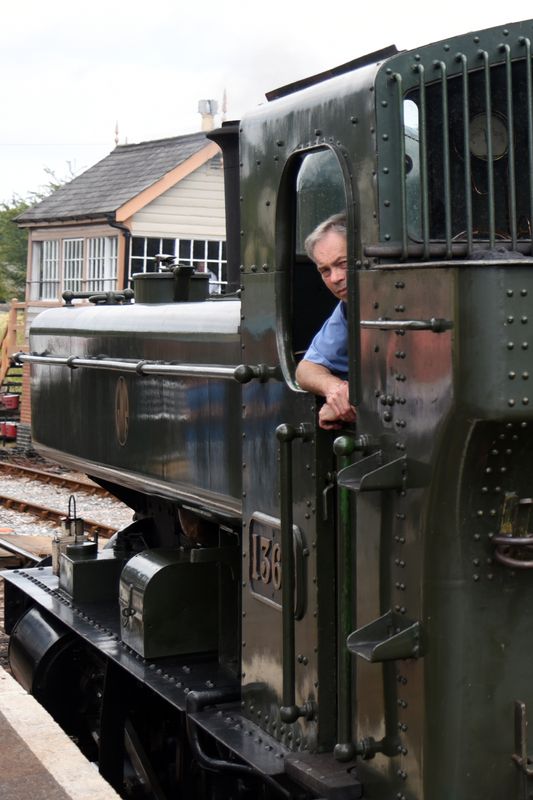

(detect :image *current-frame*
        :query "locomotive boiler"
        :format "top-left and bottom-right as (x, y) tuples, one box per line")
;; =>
(5, 17), (533, 800)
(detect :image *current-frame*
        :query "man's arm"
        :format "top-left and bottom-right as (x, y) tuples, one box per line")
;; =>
(296, 359), (356, 429)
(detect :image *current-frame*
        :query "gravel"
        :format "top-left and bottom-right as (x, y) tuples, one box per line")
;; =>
(0, 462), (136, 672)
(0, 473), (135, 537)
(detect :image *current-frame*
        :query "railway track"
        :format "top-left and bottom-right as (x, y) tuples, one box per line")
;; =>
(0, 460), (123, 542)
(0, 494), (117, 539)
(0, 460), (110, 496)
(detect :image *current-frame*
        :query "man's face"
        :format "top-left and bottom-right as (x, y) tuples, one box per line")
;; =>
(313, 230), (348, 301)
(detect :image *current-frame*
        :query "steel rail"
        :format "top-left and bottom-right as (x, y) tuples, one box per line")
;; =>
(0, 494), (116, 538)
(0, 461), (110, 496)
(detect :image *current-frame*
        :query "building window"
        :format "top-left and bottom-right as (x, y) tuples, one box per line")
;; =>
(130, 236), (227, 293)
(88, 237), (118, 292)
(36, 235), (118, 300)
(40, 240), (60, 300)
(63, 239), (84, 292)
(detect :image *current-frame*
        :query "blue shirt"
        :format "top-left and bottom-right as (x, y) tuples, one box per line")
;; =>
(303, 301), (348, 379)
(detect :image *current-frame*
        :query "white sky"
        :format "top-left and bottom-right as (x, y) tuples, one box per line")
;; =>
(2, 1), (533, 204)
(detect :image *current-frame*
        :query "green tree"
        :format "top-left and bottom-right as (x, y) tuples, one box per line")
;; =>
(0, 165), (78, 301)
(0, 198), (29, 301)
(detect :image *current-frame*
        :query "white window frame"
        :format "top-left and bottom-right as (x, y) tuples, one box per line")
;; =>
(40, 240), (60, 300)
(63, 238), (84, 292)
(35, 234), (118, 300)
(88, 236), (118, 292)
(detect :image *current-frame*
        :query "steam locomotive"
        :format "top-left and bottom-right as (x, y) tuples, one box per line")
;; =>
(5, 17), (533, 800)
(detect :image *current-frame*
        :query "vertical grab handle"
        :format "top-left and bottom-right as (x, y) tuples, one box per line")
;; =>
(276, 422), (313, 724)
(333, 435), (358, 762)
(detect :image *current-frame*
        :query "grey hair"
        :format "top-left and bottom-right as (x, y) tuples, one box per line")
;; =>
(304, 213), (347, 262)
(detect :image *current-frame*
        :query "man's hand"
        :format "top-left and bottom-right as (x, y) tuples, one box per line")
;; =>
(296, 360), (356, 430)
(319, 381), (356, 430)
(324, 380), (355, 419)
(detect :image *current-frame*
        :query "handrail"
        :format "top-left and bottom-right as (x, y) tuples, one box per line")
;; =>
(276, 423), (314, 725)
(14, 352), (281, 384)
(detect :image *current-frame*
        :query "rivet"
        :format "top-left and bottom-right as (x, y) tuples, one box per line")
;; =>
(523, 342), (529, 350)
(509, 399), (516, 406)
(523, 398), (530, 405)
(523, 372), (529, 379)
(382, 134), (389, 141)
(522, 316), (529, 324)
(397, 768), (408, 779)
(473, 574), (480, 581)
(508, 316), (515, 323)
(507, 342), (515, 350)
(507, 289), (514, 297)
(522, 289), (528, 296)
(509, 371), (517, 379)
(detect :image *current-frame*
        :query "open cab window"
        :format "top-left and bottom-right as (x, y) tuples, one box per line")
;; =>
(277, 147), (348, 388)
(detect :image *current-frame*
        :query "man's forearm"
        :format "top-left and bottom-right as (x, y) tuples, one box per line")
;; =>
(295, 360), (345, 397)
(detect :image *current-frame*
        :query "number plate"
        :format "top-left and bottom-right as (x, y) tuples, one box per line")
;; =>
(249, 512), (306, 618)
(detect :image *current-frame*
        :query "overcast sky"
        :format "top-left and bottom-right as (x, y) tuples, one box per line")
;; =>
(2, 1), (533, 204)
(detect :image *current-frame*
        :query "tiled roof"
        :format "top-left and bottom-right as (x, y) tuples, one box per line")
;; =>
(17, 132), (213, 224)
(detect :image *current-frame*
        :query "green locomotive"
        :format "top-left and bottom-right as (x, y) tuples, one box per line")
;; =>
(5, 17), (533, 800)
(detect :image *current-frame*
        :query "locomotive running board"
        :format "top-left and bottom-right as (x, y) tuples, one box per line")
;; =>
(189, 707), (363, 798)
